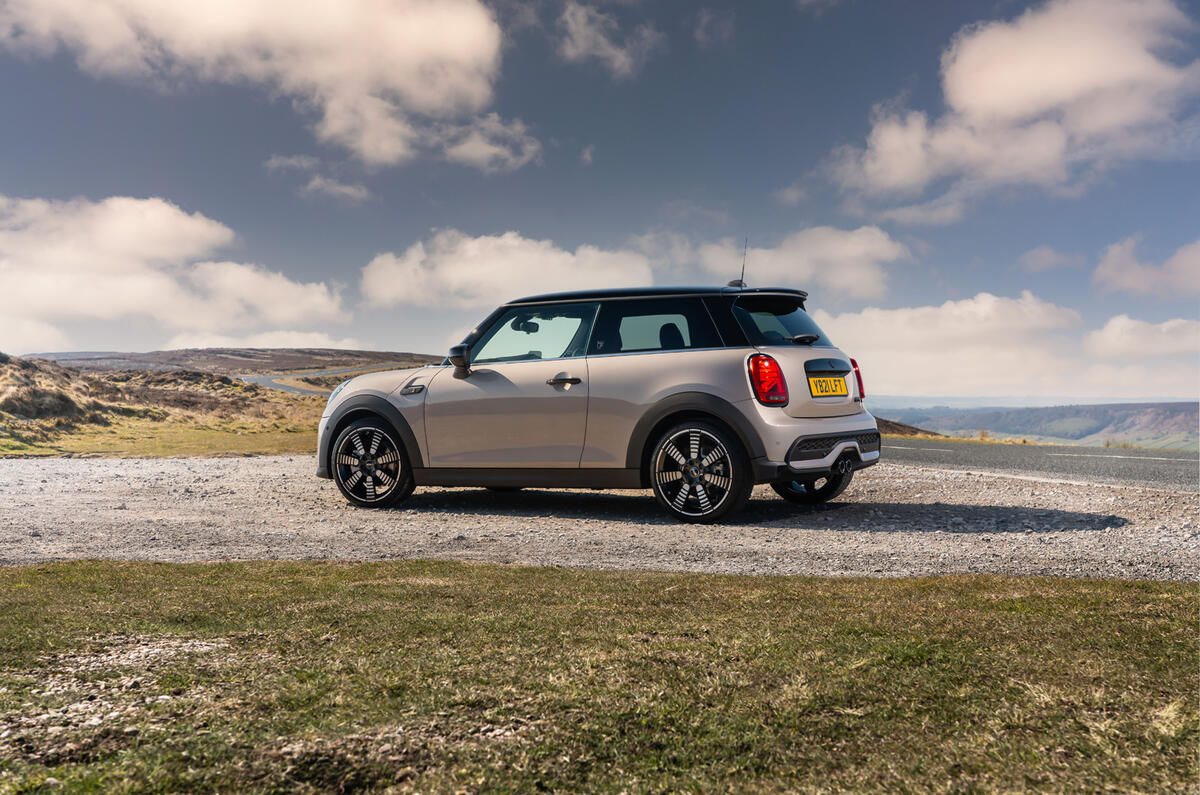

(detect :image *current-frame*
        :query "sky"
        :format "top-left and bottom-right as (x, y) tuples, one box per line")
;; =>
(0, 0), (1196, 400)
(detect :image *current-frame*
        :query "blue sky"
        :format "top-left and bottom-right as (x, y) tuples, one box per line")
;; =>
(0, 0), (1196, 399)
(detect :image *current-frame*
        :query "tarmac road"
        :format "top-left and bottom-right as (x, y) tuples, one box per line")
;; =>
(239, 365), (393, 396)
(882, 436), (1198, 492)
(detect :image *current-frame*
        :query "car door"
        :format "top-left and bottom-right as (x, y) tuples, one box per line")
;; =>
(424, 301), (599, 468)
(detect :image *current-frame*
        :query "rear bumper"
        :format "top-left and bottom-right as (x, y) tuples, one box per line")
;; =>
(750, 427), (881, 484)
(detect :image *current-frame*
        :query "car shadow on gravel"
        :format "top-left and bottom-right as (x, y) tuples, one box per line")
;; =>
(737, 500), (1129, 533)
(397, 489), (1128, 533)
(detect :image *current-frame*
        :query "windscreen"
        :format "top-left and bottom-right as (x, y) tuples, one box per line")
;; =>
(732, 296), (833, 348)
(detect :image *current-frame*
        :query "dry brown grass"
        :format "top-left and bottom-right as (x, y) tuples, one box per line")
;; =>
(0, 355), (322, 457)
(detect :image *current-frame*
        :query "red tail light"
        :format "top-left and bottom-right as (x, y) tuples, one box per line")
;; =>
(851, 358), (865, 399)
(748, 354), (788, 406)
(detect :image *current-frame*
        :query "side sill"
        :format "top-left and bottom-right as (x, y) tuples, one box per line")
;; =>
(412, 468), (642, 489)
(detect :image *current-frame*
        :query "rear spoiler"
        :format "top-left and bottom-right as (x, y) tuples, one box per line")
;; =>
(725, 288), (809, 309)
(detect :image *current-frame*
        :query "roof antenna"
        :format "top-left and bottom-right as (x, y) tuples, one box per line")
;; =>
(727, 237), (748, 288)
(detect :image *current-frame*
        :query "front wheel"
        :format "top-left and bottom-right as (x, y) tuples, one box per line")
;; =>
(771, 470), (853, 505)
(331, 419), (415, 508)
(649, 421), (752, 524)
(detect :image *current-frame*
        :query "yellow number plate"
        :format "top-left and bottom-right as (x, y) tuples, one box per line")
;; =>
(808, 376), (848, 397)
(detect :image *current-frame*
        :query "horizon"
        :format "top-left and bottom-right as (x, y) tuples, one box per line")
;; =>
(17, 346), (1199, 407)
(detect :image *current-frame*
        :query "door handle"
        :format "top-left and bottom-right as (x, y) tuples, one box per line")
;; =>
(546, 376), (582, 386)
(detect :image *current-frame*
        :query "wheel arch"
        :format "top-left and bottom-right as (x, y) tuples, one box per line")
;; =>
(318, 394), (423, 477)
(625, 392), (764, 487)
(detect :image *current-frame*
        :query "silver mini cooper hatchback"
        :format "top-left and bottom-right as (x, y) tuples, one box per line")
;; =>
(317, 285), (880, 523)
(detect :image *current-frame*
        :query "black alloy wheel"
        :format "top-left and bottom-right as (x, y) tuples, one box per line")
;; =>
(650, 421), (752, 523)
(331, 419), (415, 508)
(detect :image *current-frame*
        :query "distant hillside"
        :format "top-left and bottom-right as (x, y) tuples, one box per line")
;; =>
(876, 418), (942, 438)
(1, 352), (267, 429)
(29, 348), (441, 375)
(0, 352), (323, 457)
(888, 402), (1199, 450)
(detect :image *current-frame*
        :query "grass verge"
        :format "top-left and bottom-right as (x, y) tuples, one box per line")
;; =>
(0, 561), (1195, 793)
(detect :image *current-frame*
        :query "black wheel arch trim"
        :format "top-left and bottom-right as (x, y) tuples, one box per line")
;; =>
(317, 393), (423, 478)
(625, 392), (766, 483)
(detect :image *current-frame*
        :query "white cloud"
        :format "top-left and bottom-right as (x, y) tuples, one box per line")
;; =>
(581, 144), (595, 165)
(813, 291), (1082, 396)
(187, 261), (344, 327)
(0, 193), (346, 352)
(441, 114), (542, 174)
(812, 292), (1199, 398)
(0, 316), (68, 356)
(941, 0), (1195, 130)
(795, 0), (846, 13)
(772, 183), (807, 206)
(1018, 245), (1084, 272)
(628, 230), (698, 277)
(361, 228), (653, 309)
(694, 9), (734, 49)
(166, 330), (361, 350)
(0, 0), (538, 170)
(265, 155), (373, 201)
(660, 199), (731, 227)
(1093, 236), (1200, 295)
(695, 227), (909, 300)
(264, 154), (319, 172)
(1084, 314), (1200, 358)
(301, 175), (372, 203)
(832, 0), (1200, 220)
(872, 180), (986, 226)
(557, 1), (663, 79)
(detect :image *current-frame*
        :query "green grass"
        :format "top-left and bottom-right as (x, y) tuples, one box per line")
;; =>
(0, 562), (1195, 793)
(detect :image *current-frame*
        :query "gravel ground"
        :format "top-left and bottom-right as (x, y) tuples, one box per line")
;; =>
(0, 456), (1195, 580)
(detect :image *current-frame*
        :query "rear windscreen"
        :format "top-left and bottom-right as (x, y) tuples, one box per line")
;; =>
(732, 296), (833, 347)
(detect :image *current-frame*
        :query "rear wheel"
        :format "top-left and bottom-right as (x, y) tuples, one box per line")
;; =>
(331, 419), (415, 508)
(650, 421), (752, 524)
(771, 470), (853, 504)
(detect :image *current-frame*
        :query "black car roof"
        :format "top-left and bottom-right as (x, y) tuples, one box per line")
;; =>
(507, 285), (808, 305)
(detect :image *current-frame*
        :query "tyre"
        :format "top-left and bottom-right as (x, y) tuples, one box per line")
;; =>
(485, 486), (523, 493)
(771, 469), (853, 505)
(331, 418), (415, 508)
(649, 420), (752, 523)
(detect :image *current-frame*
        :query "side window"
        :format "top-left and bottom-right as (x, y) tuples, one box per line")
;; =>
(471, 302), (598, 364)
(589, 298), (723, 355)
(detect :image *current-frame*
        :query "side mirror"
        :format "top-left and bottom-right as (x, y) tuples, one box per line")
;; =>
(448, 343), (471, 378)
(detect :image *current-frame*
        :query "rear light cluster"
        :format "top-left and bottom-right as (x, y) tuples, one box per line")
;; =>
(748, 354), (788, 406)
(850, 358), (865, 399)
